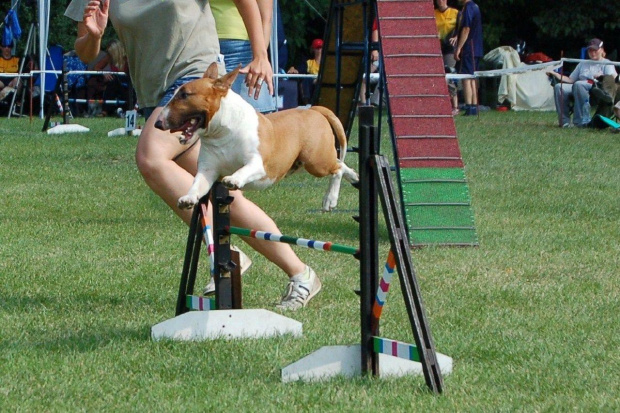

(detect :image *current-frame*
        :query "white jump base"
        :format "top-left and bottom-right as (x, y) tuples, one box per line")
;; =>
(281, 345), (452, 383)
(151, 309), (302, 341)
(46, 124), (90, 134)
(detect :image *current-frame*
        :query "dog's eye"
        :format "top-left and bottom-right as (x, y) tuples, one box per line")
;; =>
(178, 91), (189, 99)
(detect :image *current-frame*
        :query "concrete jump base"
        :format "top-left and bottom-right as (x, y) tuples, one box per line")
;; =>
(151, 309), (302, 341)
(281, 345), (452, 382)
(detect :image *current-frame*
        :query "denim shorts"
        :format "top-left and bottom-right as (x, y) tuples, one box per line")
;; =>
(220, 39), (275, 113)
(142, 76), (200, 120)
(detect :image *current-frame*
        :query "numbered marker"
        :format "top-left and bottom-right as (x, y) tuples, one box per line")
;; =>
(125, 110), (137, 132)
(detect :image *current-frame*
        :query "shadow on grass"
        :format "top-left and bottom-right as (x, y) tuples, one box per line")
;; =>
(1, 292), (162, 351)
(0, 324), (152, 353)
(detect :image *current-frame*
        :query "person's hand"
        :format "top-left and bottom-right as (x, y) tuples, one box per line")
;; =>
(83, 0), (109, 40)
(454, 46), (462, 62)
(371, 50), (379, 62)
(287, 67), (298, 74)
(449, 36), (457, 47)
(240, 55), (273, 99)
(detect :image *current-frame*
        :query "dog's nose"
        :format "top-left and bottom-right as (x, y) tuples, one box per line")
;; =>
(154, 119), (164, 130)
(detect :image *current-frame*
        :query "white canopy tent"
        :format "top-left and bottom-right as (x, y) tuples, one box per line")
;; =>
(38, 0), (50, 118)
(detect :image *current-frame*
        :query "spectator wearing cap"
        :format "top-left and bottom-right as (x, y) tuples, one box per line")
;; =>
(0, 42), (20, 101)
(287, 38), (323, 104)
(547, 38), (618, 128)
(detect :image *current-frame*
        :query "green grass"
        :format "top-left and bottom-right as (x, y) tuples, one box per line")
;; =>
(1, 111), (619, 411)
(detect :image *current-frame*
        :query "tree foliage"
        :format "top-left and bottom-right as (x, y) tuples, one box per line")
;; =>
(4, 0), (618, 67)
(478, 0), (620, 58)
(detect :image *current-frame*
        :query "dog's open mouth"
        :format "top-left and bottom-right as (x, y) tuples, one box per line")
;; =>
(170, 115), (205, 144)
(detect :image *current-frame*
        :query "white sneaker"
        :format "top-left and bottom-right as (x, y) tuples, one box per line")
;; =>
(202, 246), (252, 295)
(276, 266), (322, 310)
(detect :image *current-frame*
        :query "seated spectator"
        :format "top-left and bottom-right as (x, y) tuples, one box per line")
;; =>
(546, 38), (618, 128)
(0, 42), (20, 102)
(287, 38), (322, 105)
(358, 19), (381, 106)
(64, 50), (89, 116)
(85, 39), (129, 116)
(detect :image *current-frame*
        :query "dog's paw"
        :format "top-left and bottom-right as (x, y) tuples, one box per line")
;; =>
(221, 176), (241, 190)
(177, 195), (199, 210)
(322, 194), (338, 212)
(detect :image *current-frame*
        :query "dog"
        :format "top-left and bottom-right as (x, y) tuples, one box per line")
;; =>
(155, 62), (359, 211)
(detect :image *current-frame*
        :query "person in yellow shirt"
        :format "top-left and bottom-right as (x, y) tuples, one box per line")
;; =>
(434, 0), (459, 115)
(0, 42), (20, 101)
(287, 38), (323, 104)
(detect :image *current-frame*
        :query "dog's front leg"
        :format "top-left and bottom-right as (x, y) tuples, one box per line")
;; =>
(221, 155), (266, 190)
(178, 169), (219, 210)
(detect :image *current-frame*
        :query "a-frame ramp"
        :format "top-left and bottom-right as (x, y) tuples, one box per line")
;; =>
(376, 0), (478, 246)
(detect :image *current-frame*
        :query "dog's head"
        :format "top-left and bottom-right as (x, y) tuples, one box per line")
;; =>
(154, 62), (239, 144)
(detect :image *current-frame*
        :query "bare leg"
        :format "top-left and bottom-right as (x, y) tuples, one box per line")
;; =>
(463, 78), (474, 106)
(135, 107), (306, 278)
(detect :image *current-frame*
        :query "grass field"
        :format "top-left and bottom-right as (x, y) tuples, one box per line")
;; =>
(1, 110), (619, 411)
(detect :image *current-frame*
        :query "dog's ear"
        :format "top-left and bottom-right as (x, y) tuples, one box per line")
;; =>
(204, 62), (220, 80)
(219, 65), (240, 88)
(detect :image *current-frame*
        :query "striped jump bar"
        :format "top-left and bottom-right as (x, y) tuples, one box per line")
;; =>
(373, 336), (420, 362)
(201, 221), (215, 275)
(227, 226), (359, 256)
(372, 250), (396, 327)
(186, 295), (216, 311)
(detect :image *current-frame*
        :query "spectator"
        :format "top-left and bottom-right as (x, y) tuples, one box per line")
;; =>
(211, 0), (275, 112)
(85, 39), (128, 116)
(0, 42), (20, 101)
(288, 38), (323, 105)
(546, 38), (617, 128)
(434, 0), (459, 115)
(358, 19), (380, 106)
(450, 0), (483, 116)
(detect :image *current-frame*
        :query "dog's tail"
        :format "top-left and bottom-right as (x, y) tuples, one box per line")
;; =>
(309, 106), (348, 162)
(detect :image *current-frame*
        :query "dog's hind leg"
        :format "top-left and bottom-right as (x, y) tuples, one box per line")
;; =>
(340, 162), (359, 185)
(322, 167), (344, 212)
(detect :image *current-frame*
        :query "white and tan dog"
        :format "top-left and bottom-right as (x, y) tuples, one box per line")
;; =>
(155, 62), (358, 211)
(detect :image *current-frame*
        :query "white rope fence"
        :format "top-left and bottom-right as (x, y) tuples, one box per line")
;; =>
(3, 57), (618, 83)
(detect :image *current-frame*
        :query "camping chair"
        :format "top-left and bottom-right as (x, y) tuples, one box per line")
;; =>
(31, 45), (64, 115)
(590, 74), (618, 129)
(64, 52), (89, 117)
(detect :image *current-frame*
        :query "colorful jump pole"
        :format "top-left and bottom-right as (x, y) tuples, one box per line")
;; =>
(226, 226), (360, 257)
(371, 250), (396, 333)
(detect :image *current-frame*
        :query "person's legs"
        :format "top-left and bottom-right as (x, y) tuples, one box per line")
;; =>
(572, 80), (592, 126)
(135, 108), (307, 279)
(554, 83), (573, 126)
(458, 53), (478, 115)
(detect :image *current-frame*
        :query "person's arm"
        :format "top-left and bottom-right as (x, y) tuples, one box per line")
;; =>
(546, 70), (575, 84)
(454, 26), (469, 61)
(74, 0), (109, 63)
(231, 0), (274, 97)
(256, 0), (273, 48)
